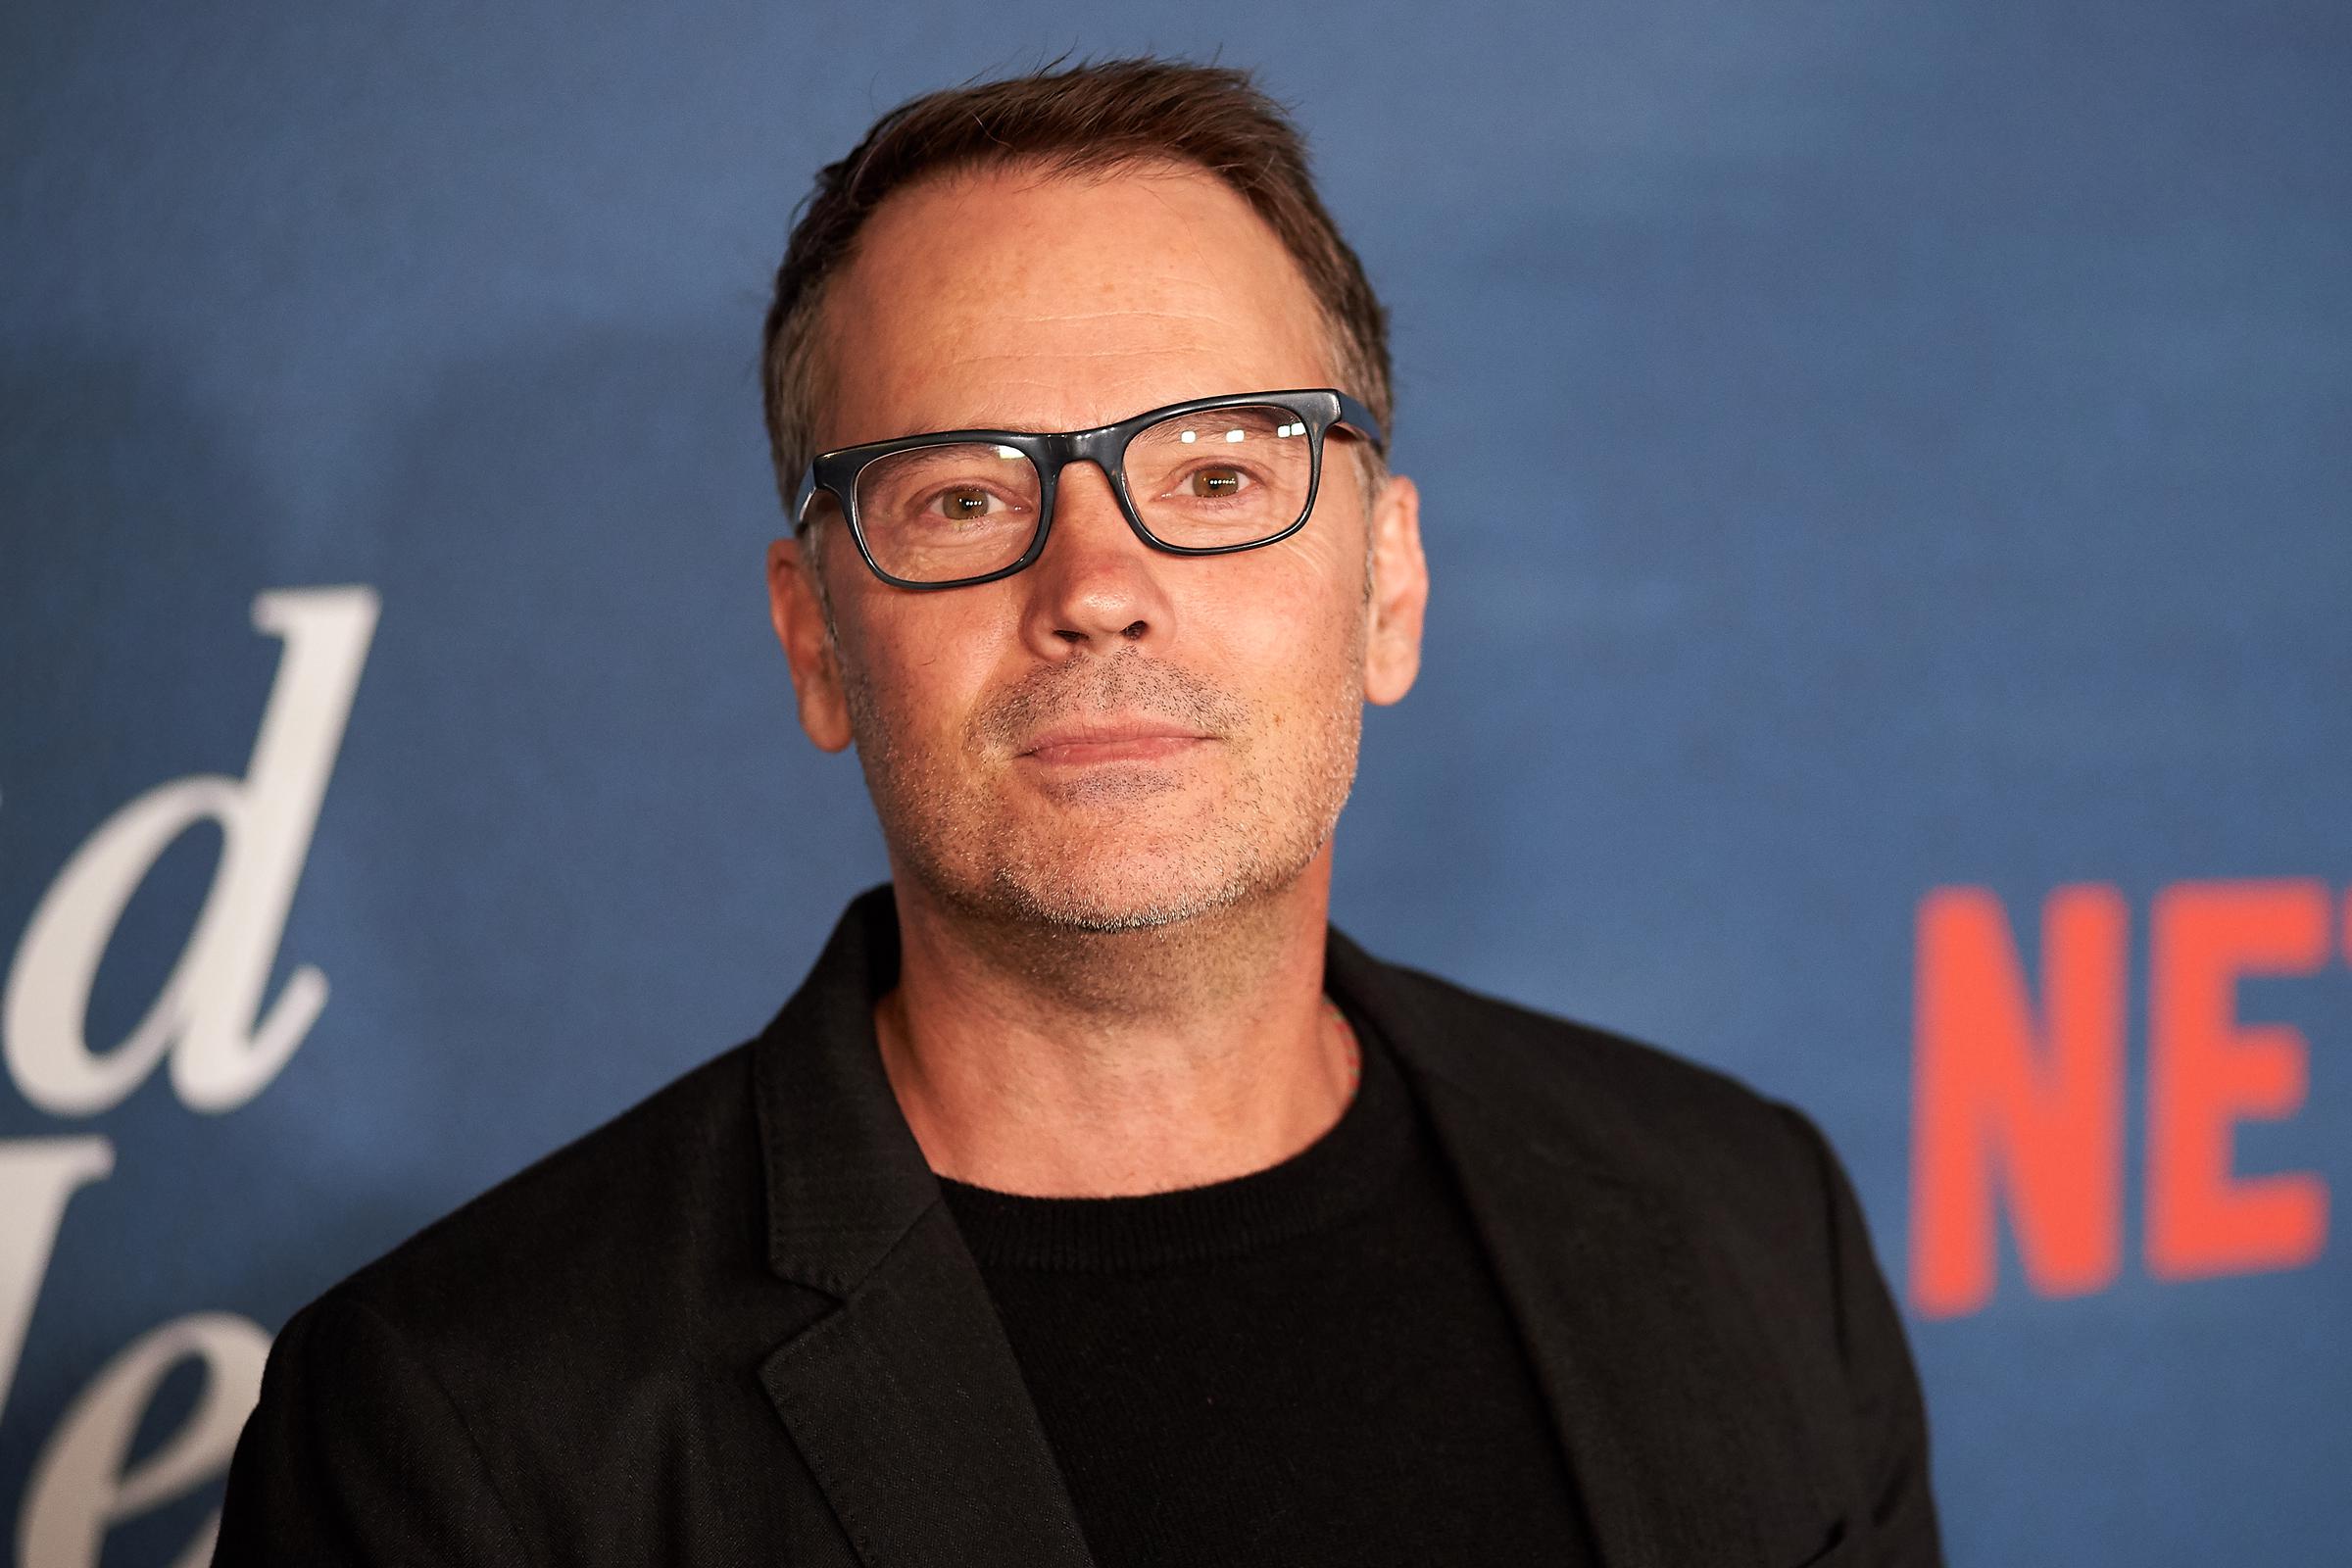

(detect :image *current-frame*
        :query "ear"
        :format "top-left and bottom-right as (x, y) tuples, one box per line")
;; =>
(1361, 471), (1427, 706)
(766, 532), (854, 752)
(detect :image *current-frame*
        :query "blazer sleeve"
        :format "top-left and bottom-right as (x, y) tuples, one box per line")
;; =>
(1778, 1104), (1945, 1568)
(213, 1289), (534, 1567)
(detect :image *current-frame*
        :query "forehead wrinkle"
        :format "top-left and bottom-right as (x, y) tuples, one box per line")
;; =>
(927, 315), (1250, 359)
(1012, 307), (1239, 326)
(865, 318), (1309, 408)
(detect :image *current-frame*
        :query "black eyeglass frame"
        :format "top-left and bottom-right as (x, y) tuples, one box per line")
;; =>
(790, 388), (1387, 591)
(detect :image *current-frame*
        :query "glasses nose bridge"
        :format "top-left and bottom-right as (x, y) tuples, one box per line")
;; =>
(1040, 424), (1145, 535)
(1044, 422), (1133, 482)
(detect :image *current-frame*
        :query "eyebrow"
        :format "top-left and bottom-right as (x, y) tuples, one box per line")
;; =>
(879, 397), (1211, 439)
(912, 411), (1047, 433)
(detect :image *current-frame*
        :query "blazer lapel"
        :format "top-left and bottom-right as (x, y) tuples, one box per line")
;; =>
(1330, 929), (1788, 1568)
(750, 888), (1094, 1568)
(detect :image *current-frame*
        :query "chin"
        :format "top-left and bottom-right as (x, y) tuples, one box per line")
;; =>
(997, 812), (1254, 922)
(906, 812), (1314, 934)
(987, 858), (1260, 933)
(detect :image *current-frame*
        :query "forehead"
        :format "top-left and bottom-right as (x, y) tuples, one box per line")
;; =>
(814, 161), (1339, 447)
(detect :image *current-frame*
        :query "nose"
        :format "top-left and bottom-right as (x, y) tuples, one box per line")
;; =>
(1018, 460), (1176, 657)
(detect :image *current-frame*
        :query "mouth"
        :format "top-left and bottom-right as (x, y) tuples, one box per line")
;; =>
(1014, 713), (1216, 767)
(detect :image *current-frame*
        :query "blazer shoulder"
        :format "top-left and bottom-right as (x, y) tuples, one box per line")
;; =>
(1356, 950), (1825, 1203)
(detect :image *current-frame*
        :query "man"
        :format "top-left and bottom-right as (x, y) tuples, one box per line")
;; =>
(217, 57), (1941, 1567)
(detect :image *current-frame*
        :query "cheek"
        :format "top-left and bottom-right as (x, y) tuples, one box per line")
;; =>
(838, 595), (1004, 749)
(1187, 535), (1365, 691)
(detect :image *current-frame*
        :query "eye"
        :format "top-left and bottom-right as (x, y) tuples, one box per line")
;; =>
(1188, 466), (1248, 499)
(932, 487), (1003, 524)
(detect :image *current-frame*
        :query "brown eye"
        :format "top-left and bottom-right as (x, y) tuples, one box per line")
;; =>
(939, 488), (992, 520)
(1190, 468), (1244, 498)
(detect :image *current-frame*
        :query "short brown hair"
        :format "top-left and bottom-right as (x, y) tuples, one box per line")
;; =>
(759, 57), (1394, 516)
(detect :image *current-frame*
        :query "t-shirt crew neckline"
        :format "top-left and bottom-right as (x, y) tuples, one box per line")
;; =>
(935, 997), (1415, 1274)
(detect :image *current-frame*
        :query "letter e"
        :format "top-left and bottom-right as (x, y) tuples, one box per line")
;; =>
(2145, 879), (2329, 1280)
(18, 1311), (270, 1568)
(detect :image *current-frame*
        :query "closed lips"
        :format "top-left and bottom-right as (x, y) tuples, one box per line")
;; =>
(1017, 717), (1213, 759)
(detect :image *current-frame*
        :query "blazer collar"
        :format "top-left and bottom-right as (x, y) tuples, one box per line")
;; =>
(752, 885), (936, 1298)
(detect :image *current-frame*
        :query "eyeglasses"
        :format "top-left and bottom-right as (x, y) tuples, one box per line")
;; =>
(790, 388), (1386, 590)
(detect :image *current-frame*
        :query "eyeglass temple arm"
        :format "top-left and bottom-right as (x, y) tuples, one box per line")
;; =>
(1334, 392), (1386, 455)
(791, 471), (826, 532)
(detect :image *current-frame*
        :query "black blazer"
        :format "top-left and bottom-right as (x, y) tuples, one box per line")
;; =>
(215, 886), (1941, 1567)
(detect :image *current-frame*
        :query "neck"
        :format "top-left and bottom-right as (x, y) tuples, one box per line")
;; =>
(874, 847), (1353, 1197)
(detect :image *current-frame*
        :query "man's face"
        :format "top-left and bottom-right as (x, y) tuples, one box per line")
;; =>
(766, 161), (1426, 932)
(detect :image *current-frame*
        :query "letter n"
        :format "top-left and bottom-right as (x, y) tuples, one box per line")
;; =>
(1909, 885), (2128, 1317)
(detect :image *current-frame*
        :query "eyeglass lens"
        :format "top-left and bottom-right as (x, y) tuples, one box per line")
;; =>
(850, 404), (1315, 583)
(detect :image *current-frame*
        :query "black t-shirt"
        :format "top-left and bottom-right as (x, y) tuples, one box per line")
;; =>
(937, 1004), (1598, 1567)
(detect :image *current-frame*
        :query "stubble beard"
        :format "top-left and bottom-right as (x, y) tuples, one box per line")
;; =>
(840, 636), (1364, 940)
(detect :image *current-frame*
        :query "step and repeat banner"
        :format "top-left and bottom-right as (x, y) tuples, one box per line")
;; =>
(4, 2), (2345, 1563)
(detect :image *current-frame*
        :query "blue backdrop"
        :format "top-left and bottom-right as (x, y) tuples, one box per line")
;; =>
(4, 2), (2346, 1563)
